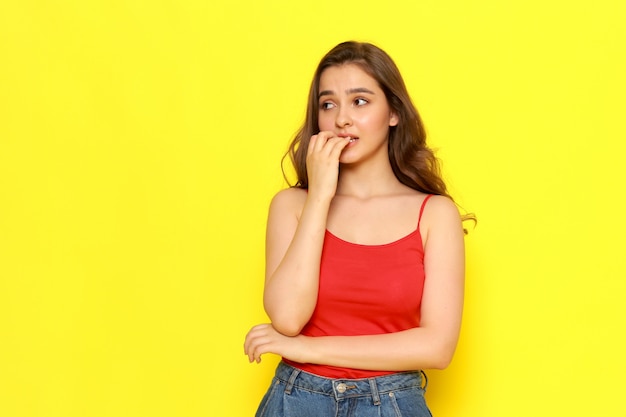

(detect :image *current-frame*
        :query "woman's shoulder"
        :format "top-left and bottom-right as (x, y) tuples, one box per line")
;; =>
(268, 187), (308, 215)
(423, 193), (457, 208)
(423, 194), (461, 217)
(420, 194), (463, 232)
(271, 187), (307, 203)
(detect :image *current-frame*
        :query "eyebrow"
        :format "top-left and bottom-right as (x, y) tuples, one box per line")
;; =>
(318, 87), (376, 98)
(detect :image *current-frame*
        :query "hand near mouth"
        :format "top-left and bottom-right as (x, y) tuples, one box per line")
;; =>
(305, 131), (352, 200)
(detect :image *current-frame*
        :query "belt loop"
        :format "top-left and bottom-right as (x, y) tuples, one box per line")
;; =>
(368, 378), (381, 406)
(420, 370), (429, 392)
(284, 367), (301, 395)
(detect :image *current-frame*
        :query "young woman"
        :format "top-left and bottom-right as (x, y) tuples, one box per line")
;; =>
(244, 41), (469, 417)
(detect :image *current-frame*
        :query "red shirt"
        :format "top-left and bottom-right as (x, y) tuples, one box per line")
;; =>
(284, 195), (431, 378)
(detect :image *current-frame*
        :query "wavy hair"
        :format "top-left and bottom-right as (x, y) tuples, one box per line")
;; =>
(283, 41), (475, 225)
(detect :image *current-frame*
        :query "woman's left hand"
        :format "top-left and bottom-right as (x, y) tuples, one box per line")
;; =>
(244, 323), (308, 364)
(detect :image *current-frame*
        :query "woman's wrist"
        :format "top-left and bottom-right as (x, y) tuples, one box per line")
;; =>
(305, 189), (334, 207)
(291, 334), (315, 364)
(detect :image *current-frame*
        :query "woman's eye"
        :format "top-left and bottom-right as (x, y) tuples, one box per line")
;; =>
(321, 102), (335, 110)
(355, 98), (368, 106)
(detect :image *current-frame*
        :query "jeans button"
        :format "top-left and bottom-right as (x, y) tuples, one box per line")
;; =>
(336, 383), (347, 393)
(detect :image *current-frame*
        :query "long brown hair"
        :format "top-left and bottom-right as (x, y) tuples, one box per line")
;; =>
(284, 41), (449, 195)
(284, 41), (475, 226)
(284, 41), (475, 228)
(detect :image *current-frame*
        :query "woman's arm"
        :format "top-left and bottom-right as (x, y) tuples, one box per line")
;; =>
(261, 188), (328, 336)
(246, 196), (465, 370)
(262, 133), (351, 336)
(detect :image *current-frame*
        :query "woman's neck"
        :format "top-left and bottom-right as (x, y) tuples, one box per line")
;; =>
(336, 160), (406, 199)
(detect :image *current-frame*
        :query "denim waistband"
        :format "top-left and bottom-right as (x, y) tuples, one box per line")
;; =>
(274, 361), (426, 404)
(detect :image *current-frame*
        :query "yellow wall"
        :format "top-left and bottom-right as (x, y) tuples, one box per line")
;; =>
(1, 1), (625, 416)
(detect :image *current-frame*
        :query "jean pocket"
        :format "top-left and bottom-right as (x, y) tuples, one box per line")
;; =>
(282, 386), (336, 417)
(388, 387), (433, 417)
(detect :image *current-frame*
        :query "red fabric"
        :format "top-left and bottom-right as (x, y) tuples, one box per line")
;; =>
(284, 195), (431, 378)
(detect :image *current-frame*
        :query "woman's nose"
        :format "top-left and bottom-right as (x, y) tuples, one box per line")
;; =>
(335, 107), (352, 127)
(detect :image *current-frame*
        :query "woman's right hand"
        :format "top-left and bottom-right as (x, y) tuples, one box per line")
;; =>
(306, 131), (350, 200)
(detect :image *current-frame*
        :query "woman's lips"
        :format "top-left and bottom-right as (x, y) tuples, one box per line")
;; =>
(338, 133), (359, 143)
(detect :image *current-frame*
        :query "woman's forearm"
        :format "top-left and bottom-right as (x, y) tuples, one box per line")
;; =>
(301, 327), (459, 371)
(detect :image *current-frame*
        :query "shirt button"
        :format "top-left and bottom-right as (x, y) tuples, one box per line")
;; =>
(336, 383), (347, 393)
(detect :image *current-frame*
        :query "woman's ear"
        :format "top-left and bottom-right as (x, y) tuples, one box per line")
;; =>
(389, 112), (399, 127)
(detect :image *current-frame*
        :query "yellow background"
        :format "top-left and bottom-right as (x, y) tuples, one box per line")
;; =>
(1, 1), (625, 416)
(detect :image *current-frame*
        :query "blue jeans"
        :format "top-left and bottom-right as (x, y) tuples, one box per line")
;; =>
(255, 362), (433, 417)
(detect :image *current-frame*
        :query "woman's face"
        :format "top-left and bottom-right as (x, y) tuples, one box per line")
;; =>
(317, 64), (398, 165)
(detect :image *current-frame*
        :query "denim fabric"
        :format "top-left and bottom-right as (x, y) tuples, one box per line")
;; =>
(255, 362), (433, 417)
